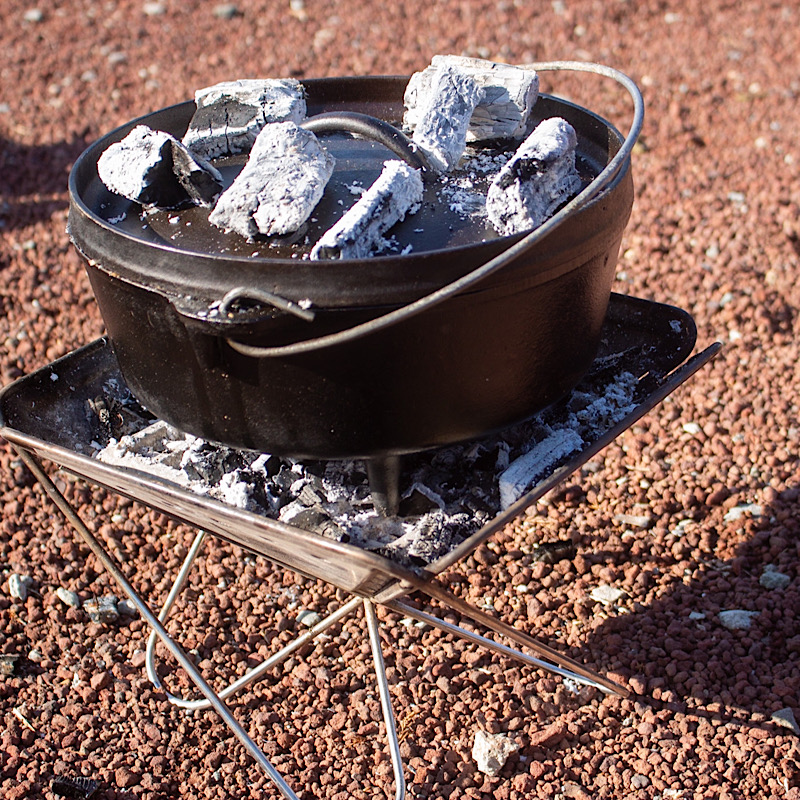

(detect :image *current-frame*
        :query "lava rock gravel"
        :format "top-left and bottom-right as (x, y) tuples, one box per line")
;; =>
(1, 1), (799, 799)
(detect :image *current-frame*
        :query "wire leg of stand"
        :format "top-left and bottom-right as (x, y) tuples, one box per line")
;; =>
(150, 594), (362, 710)
(407, 577), (630, 697)
(13, 448), (302, 800)
(145, 529), (207, 690)
(386, 598), (613, 694)
(363, 600), (406, 800)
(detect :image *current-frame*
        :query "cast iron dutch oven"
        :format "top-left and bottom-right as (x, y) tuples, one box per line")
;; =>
(67, 62), (643, 460)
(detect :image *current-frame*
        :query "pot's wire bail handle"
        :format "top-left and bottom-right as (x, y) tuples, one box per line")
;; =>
(301, 111), (436, 175)
(223, 61), (645, 359)
(220, 287), (316, 323)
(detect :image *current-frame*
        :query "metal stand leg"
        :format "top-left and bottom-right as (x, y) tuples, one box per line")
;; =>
(407, 576), (630, 697)
(364, 600), (406, 800)
(13, 448), (301, 800)
(387, 598), (615, 694)
(144, 528), (362, 711)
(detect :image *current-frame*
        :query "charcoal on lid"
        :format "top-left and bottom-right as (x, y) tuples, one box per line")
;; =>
(486, 116), (582, 236)
(183, 78), (307, 159)
(404, 55), (539, 143)
(97, 124), (223, 209)
(208, 121), (335, 239)
(311, 160), (424, 260)
(403, 63), (483, 173)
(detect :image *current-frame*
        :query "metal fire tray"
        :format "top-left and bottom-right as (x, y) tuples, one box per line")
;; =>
(1, 294), (717, 599)
(0, 292), (720, 800)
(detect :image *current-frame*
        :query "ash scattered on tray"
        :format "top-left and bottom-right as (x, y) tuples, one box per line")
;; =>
(93, 366), (640, 568)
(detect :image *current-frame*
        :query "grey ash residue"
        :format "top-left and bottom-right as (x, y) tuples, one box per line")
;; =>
(92, 363), (640, 569)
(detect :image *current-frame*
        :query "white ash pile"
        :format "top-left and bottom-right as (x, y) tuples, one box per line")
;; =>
(93, 364), (640, 569)
(95, 57), (588, 260)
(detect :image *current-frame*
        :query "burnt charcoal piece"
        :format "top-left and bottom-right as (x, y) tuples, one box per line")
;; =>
(51, 776), (99, 799)
(405, 55), (539, 143)
(97, 125), (222, 209)
(486, 116), (582, 235)
(531, 540), (578, 564)
(169, 139), (224, 207)
(208, 121), (335, 238)
(181, 443), (248, 484)
(399, 486), (441, 517)
(183, 78), (307, 159)
(404, 64), (483, 172)
(311, 160), (423, 259)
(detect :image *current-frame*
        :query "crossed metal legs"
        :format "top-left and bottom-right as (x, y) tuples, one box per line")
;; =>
(15, 446), (627, 800)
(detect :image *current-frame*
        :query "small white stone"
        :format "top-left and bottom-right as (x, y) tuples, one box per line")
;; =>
(8, 574), (33, 601)
(472, 730), (519, 776)
(759, 565), (791, 590)
(771, 707), (800, 736)
(718, 609), (759, 630)
(56, 586), (82, 608)
(297, 609), (322, 627)
(590, 585), (626, 605)
(117, 599), (138, 616)
(724, 503), (763, 522)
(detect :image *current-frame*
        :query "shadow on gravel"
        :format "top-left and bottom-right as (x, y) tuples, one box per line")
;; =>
(576, 490), (800, 717)
(0, 135), (87, 230)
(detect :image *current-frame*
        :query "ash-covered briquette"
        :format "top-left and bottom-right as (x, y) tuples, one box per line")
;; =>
(207, 121), (335, 238)
(404, 55), (539, 143)
(182, 78), (307, 160)
(310, 160), (424, 260)
(404, 64), (484, 173)
(94, 366), (639, 569)
(486, 116), (582, 236)
(97, 125), (224, 209)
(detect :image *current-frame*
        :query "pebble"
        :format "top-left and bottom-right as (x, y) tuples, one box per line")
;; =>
(724, 503), (763, 522)
(142, 1), (166, 14)
(759, 565), (791, 590)
(296, 609), (322, 627)
(471, 729), (519, 775)
(8, 573), (33, 601)
(23, 8), (44, 23)
(83, 595), (120, 624)
(771, 708), (800, 736)
(613, 513), (654, 529)
(213, 3), (240, 18)
(117, 598), (138, 616)
(718, 609), (759, 630)
(55, 587), (82, 608)
(590, 585), (626, 605)
(0, 655), (19, 676)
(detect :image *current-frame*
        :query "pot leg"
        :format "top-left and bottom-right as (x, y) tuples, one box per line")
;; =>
(366, 455), (402, 517)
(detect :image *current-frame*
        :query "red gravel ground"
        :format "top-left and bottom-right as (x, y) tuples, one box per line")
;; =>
(2, 1), (799, 798)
